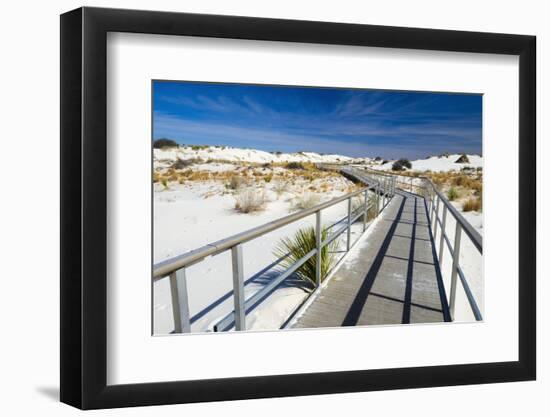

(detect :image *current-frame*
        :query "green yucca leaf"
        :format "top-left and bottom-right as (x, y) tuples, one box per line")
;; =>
(273, 226), (338, 289)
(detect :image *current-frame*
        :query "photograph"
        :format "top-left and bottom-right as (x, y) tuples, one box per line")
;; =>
(152, 81), (483, 334)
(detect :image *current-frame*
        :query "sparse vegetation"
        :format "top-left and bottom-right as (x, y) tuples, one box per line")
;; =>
(264, 174), (273, 183)
(153, 138), (178, 149)
(273, 226), (338, 288)
(292, 193), (321, 210)
(273, 181), (289, 197)
(286, 161), (305, 170)
(462, 197), (481, 212)
(171, 158), (203, 170)
(392, 158), (412, 171)
(226, 175), (246, 190)
(234, 188), (267, 213)
(447, 187), (459, 201)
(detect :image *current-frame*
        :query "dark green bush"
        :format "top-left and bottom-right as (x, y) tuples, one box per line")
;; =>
(392, 158), (412, 171)
(286, 161), (305, 170)
(153, 138), (179, 149)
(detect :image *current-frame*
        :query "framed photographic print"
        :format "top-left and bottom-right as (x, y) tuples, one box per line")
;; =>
(60, 6), (536, 409)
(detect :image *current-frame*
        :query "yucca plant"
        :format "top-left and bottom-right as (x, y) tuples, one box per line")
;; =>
(447, 186), (459, 201)
(273, 226), (338, 289)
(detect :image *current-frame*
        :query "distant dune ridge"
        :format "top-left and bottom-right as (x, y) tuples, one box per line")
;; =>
(153, 144), (482, 173)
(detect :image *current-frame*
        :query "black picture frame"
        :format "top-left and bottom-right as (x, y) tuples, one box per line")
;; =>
(60, 6), (536, 410)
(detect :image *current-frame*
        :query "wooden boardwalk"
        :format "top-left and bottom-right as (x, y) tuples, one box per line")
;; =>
(290, 191), (451, 328)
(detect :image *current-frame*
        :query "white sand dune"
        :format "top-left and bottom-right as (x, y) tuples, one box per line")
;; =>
(373, 154), (483, 172)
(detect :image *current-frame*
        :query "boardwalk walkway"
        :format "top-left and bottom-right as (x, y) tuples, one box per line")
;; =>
(290, 190), (451, 328)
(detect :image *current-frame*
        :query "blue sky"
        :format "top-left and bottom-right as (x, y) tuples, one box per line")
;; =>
(153, 81), (482, 159)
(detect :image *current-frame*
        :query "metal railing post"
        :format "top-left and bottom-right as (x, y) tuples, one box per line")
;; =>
(410, 176), (413, 192)
(346, 197), (352, 251)
(231, 244), (246, 330)
(431, 192), (437, 229)
(169, 268), (191, 333)
(438, 205), (447, 266)
(383, 178), (387, 208)
(433, 197), (441, 241)
(449, 222), (462, 318)
(363, 190), (368, 232)
(376, 182), (381, 214)
(315, 210), (322, 287)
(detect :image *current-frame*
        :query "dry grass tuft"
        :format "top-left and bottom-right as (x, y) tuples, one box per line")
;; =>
(292, 192), (321, 210)
(226, 175), (246, 190)
(273, 181), (289, 197)
(234, 188), (267, 213)
(462, 197), (482, 212)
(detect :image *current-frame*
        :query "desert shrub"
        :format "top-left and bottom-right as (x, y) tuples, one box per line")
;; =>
(171, 158), (202, 170)
(292, 193), (321, 210)
(350, 193), (378, 222)
(462, 197), (481, 212)
(153, 138), (178, 149)
(382, 160), (389, 165)
(451, 174), (469, 187)
(264, 174), (273, 183)
(190, 144), (208, 151)
(374, 156), (382, 161)
(226, 175), (245, 190)
(470, 180), (482, 194)
(188, 171), (210, 181)
(273, 181), (289, 197)
(234, 188), (266, 213)
(392, 158), (412, 171)
(160, 178), (169, 190)
(455, 154), (470, 164)
(286, 161), (305, 170)
(273, 226), (338, 287)
(447, 187), (459, 201)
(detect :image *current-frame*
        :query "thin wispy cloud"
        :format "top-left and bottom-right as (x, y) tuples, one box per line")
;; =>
(153, 81), (482, 159)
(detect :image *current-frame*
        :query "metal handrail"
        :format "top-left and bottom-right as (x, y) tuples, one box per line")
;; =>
(154, 186), (369, 279)
(426, 180), (482, 253)
(154, 171), (392, 333)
